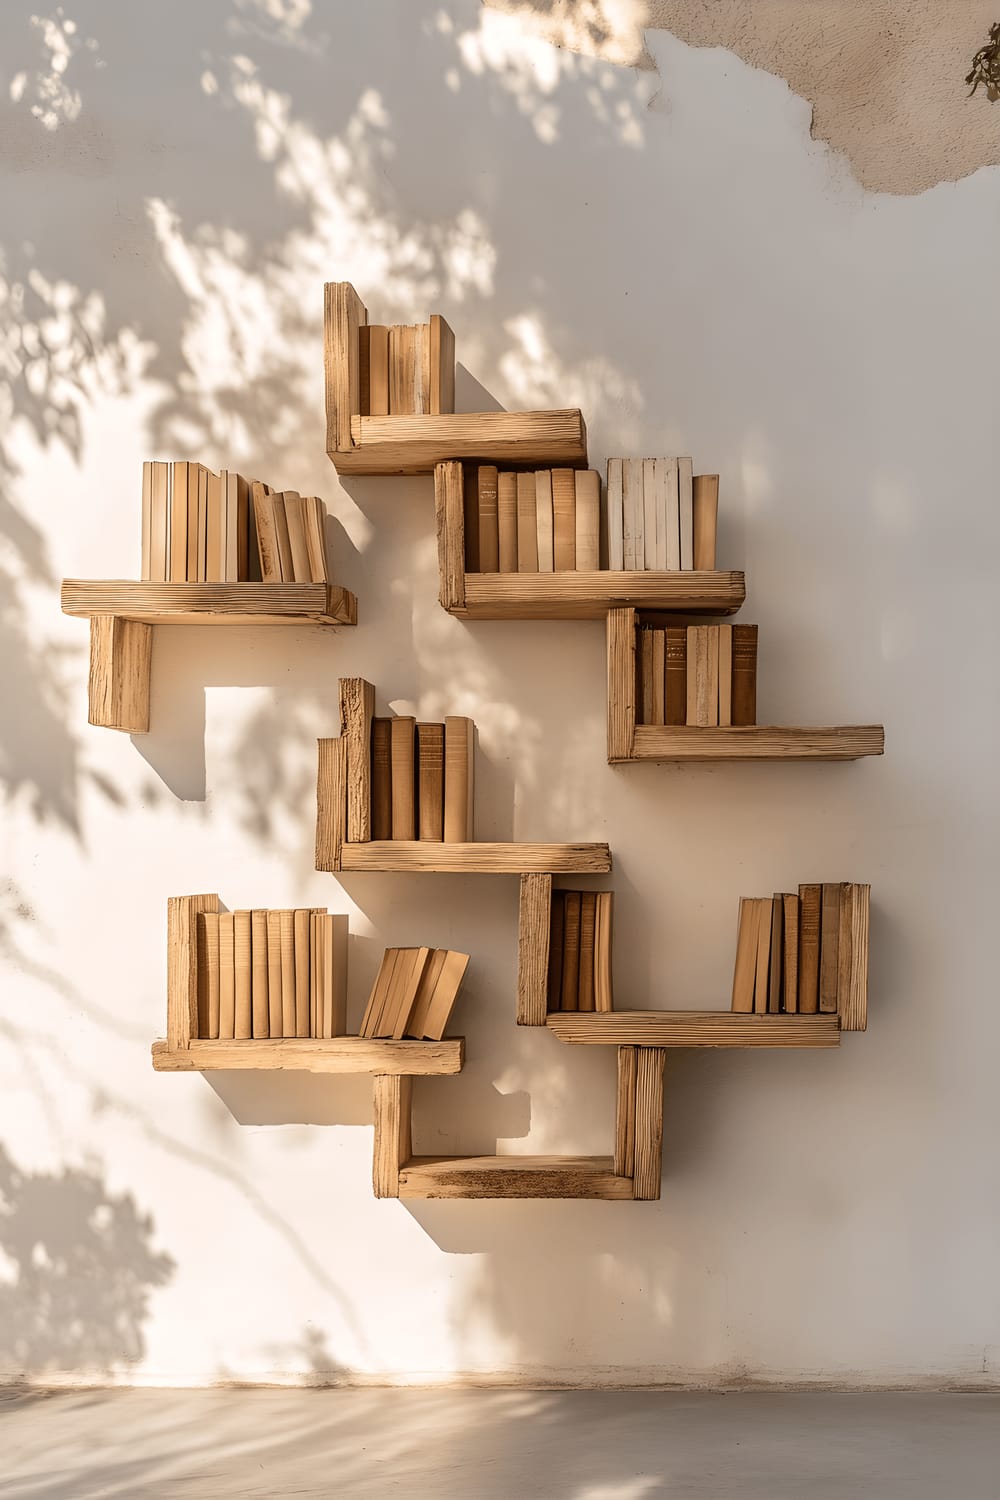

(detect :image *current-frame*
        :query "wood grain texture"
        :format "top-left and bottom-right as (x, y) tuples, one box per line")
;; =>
(63, 581), (356, 626)
(339, 677), (375, 843)
(151, 1036), (465, 1074)
(838, 882), (870, 1032)
(372, 1075), (412, 1198)
(630, 725), (885, 761)
(330, 410), (588, 475)
(339, 841), (612, 874)
(632, 1047), (666, 1201)
(607, 607), (637, 762)
(87, 615), (152, 733)
(324, 281), (367, 454)
(166, 894), (219, 1051)
(428, 314), (455, 415)
(614, 1046), (637, 1178)
(315, 737), (347, 872)
(434, 461), (466, 610)
(397, 1156), (634, 1200)
(547, 1011), (841, 1048)
(516, 873), (552, 1026)
(454, 570), (745, 620)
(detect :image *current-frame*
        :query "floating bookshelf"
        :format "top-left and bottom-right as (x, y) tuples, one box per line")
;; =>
(546, 1011), (842, 1048)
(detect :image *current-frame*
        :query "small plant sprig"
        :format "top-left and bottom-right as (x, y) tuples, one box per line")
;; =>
(967, 21), (1000, 101)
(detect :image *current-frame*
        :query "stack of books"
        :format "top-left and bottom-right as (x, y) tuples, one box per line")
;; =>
(371, 714), (474, 841)
(639, 623), (758, 727)
(251, 483), (329, 583)
(196, 908), (347, 1040)
(358, 324), (432, 415)
(607, 459), (718, 571)
(360, 947), (469, 1039)
(730, 883), (869, 1015)
(466, 466), (601, 573)
(547, 891), (614, 1012)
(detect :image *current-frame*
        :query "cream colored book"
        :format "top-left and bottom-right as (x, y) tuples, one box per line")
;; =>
(444, 716), (474, 842)
(606, 459), (624, 571)
(283, 492), (311, 582)
(575, 470), (600, 570)
(252, 481), (280, 582)
(678, 456), (694, 569)
(251, 908), (269, 1039)
(303, 496), (328, 583)
(390, 716), (417, 840)
(622, 459), (643, 570)
(272, 493), (294, 581)
(279, 909), (296, 1038)
(148, 462), (170, 582)
(200, 911), (221, 1039)
(642, 459), (657, 570)
(140, 462), (152, 580)
(170, 461), (189, 581)
(535, 470), (554, 571)
(293, 907), (311, 1037)
(266, 910), (283, 1038)
(218, 911), (236, 1039)
(551, 468), (576, 571)
(498, 472), (518, 572)
(206, 467), (224, 582)
(516, 473), (538, 570)
(233, 910), (252, 1039)
(419, 950), (470, 1040)
(360, 948), (399, 1038)
(718, 622), (733, 727)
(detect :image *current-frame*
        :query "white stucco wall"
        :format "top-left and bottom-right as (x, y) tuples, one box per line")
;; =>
(3, 1), (998, 1386)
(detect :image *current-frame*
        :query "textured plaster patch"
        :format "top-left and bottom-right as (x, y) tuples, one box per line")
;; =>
(484, 1), (1000, 194)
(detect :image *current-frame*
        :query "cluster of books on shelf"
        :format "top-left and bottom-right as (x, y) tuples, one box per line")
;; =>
(465, 466), (601, 573)
(360, 947), (469, 1039)
(730, 883), (868, 1015)
(139, 461), (329, 584)
(607, 459), (717, 572)
(547, 890), (614, 1013)
(639, 623), (758, 727)
(358, 323), (436, 415)
(371, 715), (474, 841)
(196, 908), (346, 1040)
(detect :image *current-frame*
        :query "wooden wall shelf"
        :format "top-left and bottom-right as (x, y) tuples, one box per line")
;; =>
(339, 841), (611, 875)
(547, 1011), (842, 1048)
(152, 1037), (464, 1075)
(397, 1156), (633, 1200)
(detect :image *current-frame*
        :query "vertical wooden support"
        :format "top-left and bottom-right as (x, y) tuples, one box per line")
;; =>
(167, 893), (219, 1051)
(606, 607), (636, 762)
(632, 1046), (666, 1200)
(516, 873), (552, 1026)
(838, 883), (870, 1031)
(323, 281), (367, 455)
(315, 736), (347, 872)
(88, 615), (153, 733)
(434, 461), (466, 612)
(429, 314), (456, 414)
(614, 1045), (637, 1178)
(372, 1075), (412, 1199)
(338, 677), (375, 843)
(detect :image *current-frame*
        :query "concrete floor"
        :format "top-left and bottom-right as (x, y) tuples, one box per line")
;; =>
(3, 1389), (999, 1499)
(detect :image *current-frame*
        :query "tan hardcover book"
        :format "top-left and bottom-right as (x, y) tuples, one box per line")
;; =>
(731, 897), (758, 1013)
(360, 948), (398, 1038)
(283, 492), (311, 582)
(663, 458), (680, 570)
(640, 629), (654, 725)
(417, 721), (445, 841)
(819, 883), (842, 1014)
(693, 474), (719, 570)
(797, 885), (821, 1015)
(594, 891), (614, 1012)
(148, 462), (170, 582)
(516, 472), (538, 571)
(718, 622), (733, 727)
(367, 325), (390, 415)
(651, 629), (666, 725)
(200, 911), (221, 1039)
(272, 493), (294, 582)
(266, 910), (283, 1038)
(252, 481), (281, 582)
(196, 911), (210, 1039)
(551, 468), (576, 571)
(329, 913), (348, 1037)
(678, 457), (694, 569)
(169, 461), (189, 581)
(224, 472), (240, 581)
(303, 496), (328, 583)
(560, 891), (582, 1011)
(606, 458), (624, 570)
(279, 909), (296, 1038)
(195, 463), (208, 578)
(578, 892), (597, 1012)
(390, 716), (417, 840)
(768, 896), (784, 1015)
(548, 892), (565, 1012)
(140, 461), (152, 580)
(205, 467), (224, 582)
(371, 717), (393, 841)
(406, 948), (447, 1038)
(463, 462), (480, 573)
(293, 908), (311, 1037)
(419, 949), (470, 1040)
(233, 910), (252, 1039)
(412, 323), (429, 415)
(388, 325), (412, 415)
(186, 462), (202, 583)
(782, 894), (799, 1014)
(732, 624), (758, 726)
(218, 911), (236, 1039)
(622, 459), (643, 570)
(575, 469), (600, 570)
(380, 947), (431, 1040)
(649, 458), (667, 571)
(535, 470), (554, 571)
(251, 909), (269, 1038)
(665, 626), (687, 726)
(477, 466), (500, 572)
(498, 471), (518, 572)
(444, 716), (474, 842)
(753, 897), (772, 1016)
(309, 911), (323, 1037)
(686, 625), (717, 727)
(837, 883), (870, 1032)
(642, 458), (658, 570)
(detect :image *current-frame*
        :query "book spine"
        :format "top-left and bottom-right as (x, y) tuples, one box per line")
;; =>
(665, 626), (687, 726)
(640, 628), (654, 726)
(201, 911), (221, 1039)
(251, 909), (269, 1038)
(768, 895), (784, 1014)
(782, 893), (799, 1014)
(186, 462), (201, 583)
(718, 622), (733, 727)
(309, 912), (321, 1036)
(651, 458), (668, 571)
(622, 459), (643, 570)
(498, 472), (518, 572)
(357, 324), (370, 416)
(412, 323), (429, 415)
(272, 493), (294, 581)
(170, 461), (189, 582)
(547, 892), (565, 1012)
(606, 459), (624, 571)
(731, 897), (757, 1013)
(284, 492), (311, 582)
(663, 458), (680, 570)
(732, 624), (758, 726)
(267, 910), (283, 1038)
(443, 716), (474, 842)
(463, 462), (480, 573)
(575, 469), (600, 570)
(819, 883), (842, 1013)
(233, 911), (252, 1039)
(678, 457), (694, 569)
(797, 884), (821, 1014)
(560, 891), (582, 1010)
(367, 325), (390, 415)
(390, 716), (417, 840)
(551, 468), (576, 571)
(650, 629), (665, 725)
(141, 461), (152, 581)
(218, 911), (236, 1039)
(371, 717), (393, 841)
(294, 908), (311, 1037)
(280, 909), (296, 1038)
(594, 891), (614, 1012)
(477, 465), (500, 572)
(535, 470), (554, 571)
(577, 892), (597, 1012)
(388, 325), (409, 415)
(516, 473), (538, 570)
(304, 495), (328, 584)
(753, 897), (771, 1015)
(642, 458), (657, 569)
(196, 910), (210, 1039)
(693, 474), (719, 570)
(417, 721), (445, 841)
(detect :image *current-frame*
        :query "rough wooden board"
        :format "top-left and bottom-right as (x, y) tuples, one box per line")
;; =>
(516, 873), (552, 1026)
(614, 1045), (637, 1178)
(330, 410), (588, 475)
(547, 1011), (841, 1048)
(372, 1075), (412, 1198)
(607, 606), (637, 762)
(397, 1156), (634, 1199)
(87, 615), (152, 733)
(838, 882), (870, 1032)
(454, 570), (745, 620)
(324, 281), (367, 454)
(166, 894), (219, 1052)
(434, 461), (466, 610)
(339, 677), (375, 843)
(63, 581), (356, 626)
(339, 841), (612, 874)
(151, 1036), (465, 1075)
(315, 737), (347, 872)
(632, 1047), (666, 1201)
(630, 725), (885, 761)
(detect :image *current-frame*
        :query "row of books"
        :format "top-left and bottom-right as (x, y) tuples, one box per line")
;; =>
(251, 483), (329, 583)
(639, 624), (758, 728)
(371, 715), (474, 841)
(547, 890), (614, 1013)
(358, 323), (431, 416)
(730, 883), (867, 1015)
(608, 459), (717, 572)
(360, 947), (470, 1040)
(196, 909), (346, 1040)
(465, 467), (601, 573)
